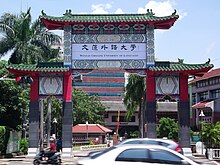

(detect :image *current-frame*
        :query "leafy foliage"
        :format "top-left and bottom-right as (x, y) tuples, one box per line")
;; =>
(72, 88), (106, 125)
(43, 96), (63, 137)
(129, 130), (139, 138)
(0, 126), (6, 154)
(200, 121), (220, 148)
(43, 90), (106, 135)
(0, 80), (28, 129)
(0, 60), (10, 77)
(19, 138), (28, 154)
(157, 117), (178, 141)
(123, 74), (146, 137)
(0, 8), (61, 64)
(0, 60), (29, 130)
(123, 74), (145, 121)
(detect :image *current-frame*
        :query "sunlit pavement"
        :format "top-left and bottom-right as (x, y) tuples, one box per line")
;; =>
(0, 150), (220, 165)
(0, 156), (78, 165)
(190, 154), (220, 165)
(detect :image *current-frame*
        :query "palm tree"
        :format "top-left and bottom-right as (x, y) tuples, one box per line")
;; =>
(123, 74), (146, 137)
(0, 8), (61, 64)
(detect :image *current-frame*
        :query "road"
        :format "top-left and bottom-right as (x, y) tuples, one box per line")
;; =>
(0, 156), (78, 165)
(0, 150), (219, 165)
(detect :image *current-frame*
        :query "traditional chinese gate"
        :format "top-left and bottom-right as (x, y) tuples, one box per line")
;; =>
(7, 9), (213, 157)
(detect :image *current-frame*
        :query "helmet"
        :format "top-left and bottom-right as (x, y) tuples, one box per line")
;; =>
(50, 137), (55, 141)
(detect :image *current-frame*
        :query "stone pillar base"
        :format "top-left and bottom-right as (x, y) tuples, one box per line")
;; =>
(62, 148), (73, 157)
(27, 147), (39, 157)
(182, 147), (192, 156)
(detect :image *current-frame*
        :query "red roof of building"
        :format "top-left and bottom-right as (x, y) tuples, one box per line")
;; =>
(190, 68), (220, 83)
(72, 124), (112, 133)
(192, 99), (215, 109)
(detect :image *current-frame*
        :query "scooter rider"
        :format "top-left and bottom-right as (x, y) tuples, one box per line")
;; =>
(43, 137), (56, 157)
(33, 138), (61, 165)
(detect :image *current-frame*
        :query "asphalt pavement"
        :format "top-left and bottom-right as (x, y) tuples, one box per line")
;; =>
(0, 150), (219, 165)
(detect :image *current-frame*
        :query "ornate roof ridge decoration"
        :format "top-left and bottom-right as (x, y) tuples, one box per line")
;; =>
(6, 63), (70, 73)
(149, 59), (214, 72)
(40, 9), (179, 30)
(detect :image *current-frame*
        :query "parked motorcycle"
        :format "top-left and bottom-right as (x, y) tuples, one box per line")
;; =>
(33, 151), (61, 165)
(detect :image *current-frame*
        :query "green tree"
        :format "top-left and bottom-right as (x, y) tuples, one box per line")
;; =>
(0, 80), (27, 129)
(49, 96), (62, 137)
(72, 88), (106, 125)
(123, 74), (145, 137)
(0, 8), (61, 64)
(0, 60), (10, 77)
(0, 60), (29, 154)
(43, 89), (106, 136)
(157, 117), (178, 141)
(200, 121), (220, 148)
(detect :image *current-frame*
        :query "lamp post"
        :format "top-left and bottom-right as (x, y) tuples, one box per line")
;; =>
(53, 118), (58, 139)
(199, 110), (205, 129)
(199, 110), (205, 154)
(86, 121), (88, 139)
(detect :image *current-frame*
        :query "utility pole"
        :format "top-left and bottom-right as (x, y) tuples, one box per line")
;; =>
(47, 96), (52, 147)
(40, 99), (44, 151)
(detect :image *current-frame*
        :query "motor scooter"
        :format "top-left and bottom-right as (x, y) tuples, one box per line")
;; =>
(33, 151), (61, 165)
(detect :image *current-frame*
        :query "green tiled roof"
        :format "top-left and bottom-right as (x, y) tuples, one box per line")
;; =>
(6, 64), (70, 73)
(40, 9), (179, 30)
(40, 9), (178, 23)
(6, 60), (213, 73)
(149, 59), (213, 72)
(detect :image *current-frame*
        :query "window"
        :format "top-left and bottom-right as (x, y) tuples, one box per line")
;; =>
(116, 148), (185, 164)
(211, 89), (220, 98)
(123, 140), (141, 144)
(198, 91), (208, 101)
(90, 146), (116, 159)
(209, 77), (220, 86)
(192, 93), (196, 104)
(116, 149), (148, 162)
(112, 116), (135, 122)
(149, 149), (184, 164)
(142, 140), (158, 145)
(196, 80), (209, 88)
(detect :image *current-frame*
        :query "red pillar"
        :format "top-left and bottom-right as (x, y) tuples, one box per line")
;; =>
(63, 71), (72, 102)
(145, 70), (157, 138)
(178, 73), (190, 148)
(28, 75), (40, 149)
(62, 71), (73, 155)
(30, 75), (39, 102)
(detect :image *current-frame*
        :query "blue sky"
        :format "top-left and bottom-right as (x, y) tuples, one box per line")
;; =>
(1, 0), (220, 68)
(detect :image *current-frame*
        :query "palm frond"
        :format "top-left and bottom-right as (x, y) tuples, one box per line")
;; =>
(0, 8), (60, 64)
(0, 24), (15, 37)
(123, 74), (145, 121)
(0, 37), (15, 57)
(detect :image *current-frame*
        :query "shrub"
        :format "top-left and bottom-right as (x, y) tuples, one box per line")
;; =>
(129, 130), (139, 138)
(19, 138), (28, 154)
(0, 126), (6, 155)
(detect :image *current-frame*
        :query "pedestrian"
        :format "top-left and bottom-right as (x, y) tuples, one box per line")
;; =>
(56, 137), (62, 152)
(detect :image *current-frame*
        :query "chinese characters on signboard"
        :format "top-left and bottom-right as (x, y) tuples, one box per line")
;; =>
(72, 43), (146, 60)
(81, 43), (137, 51)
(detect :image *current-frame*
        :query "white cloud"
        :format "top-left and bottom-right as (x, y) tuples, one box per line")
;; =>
(115, 8), (124, 14)
(91, 3), (112, 14)
(138, 0), (174, 16)
(138, 0), (186, 20)
(89, 3), (125, 15)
